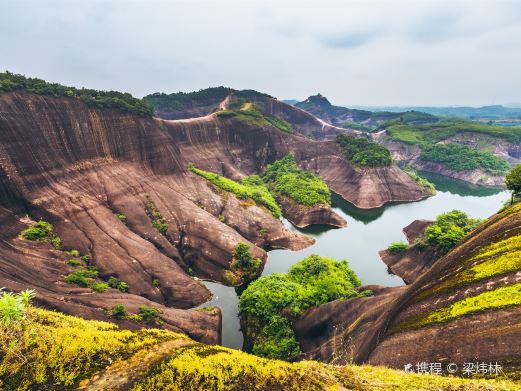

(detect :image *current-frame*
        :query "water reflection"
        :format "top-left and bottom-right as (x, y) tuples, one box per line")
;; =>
(421, 172), (504, 197)
(200, 176), (510, 350)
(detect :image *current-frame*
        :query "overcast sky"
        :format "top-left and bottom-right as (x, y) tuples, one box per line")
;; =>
(1, 0), (520, 106)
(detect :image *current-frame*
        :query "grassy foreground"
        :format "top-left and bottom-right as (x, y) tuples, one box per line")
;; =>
(1, 307), (518, 390)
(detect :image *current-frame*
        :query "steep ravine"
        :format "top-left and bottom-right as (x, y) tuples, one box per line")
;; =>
(0, 91), (430, 343)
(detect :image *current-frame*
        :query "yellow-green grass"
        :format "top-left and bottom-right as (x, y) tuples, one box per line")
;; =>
(130, 343), (518, 391)
(395, 284), (521, 333)
(419, 234), (521, 297)
(189, 166), (281, 217)
(216, 102), (293, 134)
(0, 307), (184, 389)
(1, 307), (519, 390)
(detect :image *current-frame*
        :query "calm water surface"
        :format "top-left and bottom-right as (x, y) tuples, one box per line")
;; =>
(199, 173), (509, 349)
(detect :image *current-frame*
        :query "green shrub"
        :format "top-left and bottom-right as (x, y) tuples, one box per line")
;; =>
(418, 210), (482, 253)
(0, 289), (35, 324)
(81, 255), (91, 262)
(388, 242), (409, 254)
(233, 243), (262, 272)
(65, 259), (82, 266)
(336, 134), (392, 167)
(0, 71), (154, 117)
(64, 268), (99, 288)
(262, 155), (331, 206)
(50, 236), (63, 250)
(152, 278), (161, 288)
(144, 87), (270, 112)
(139, 306), (161, 323)
(340, 121), (376, 132)
(66, 249), (80, 257)
(239, 255), (368, 359)
(116, 214), (127, 225)
(419, 143), (510, 175)
(91, 283), (109, 293)
(251, 315), (301, 359)
(108, 277), (129, 292)
(21, 220), (53, 240)
(111, 304), (127, 318)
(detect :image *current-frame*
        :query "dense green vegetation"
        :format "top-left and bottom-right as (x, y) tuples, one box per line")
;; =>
(419, 143), (510, 175)
(190, 155), (332, 216)
(239, 255), (370, 359)
(386, 120), (513, 175)
(20, 220), (53, 240)
(402, 166), (436, 194)
(0, 305), (178, 389)
(189, 165), (282, 217)
(108, 277), (129, 292)
(416, 210), (482, 253)
(386, 120), (521, 144)
(222, 242), (263, 286)
(233, 243), (262, 271)
(340, 121), (376, 132)
(336, 134), (393, 167)
(262, 155), (331, 206)
(144, 87), (269, 111)
(20, 219), (65, 251)
(216, 102), (293, 133)
(0, 71), (153, 117)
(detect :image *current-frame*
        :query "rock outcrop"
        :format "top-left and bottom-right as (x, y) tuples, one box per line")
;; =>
(293, 203), (521, 375)
(276, 196), (346, 228)
(378, 219), (441, 284)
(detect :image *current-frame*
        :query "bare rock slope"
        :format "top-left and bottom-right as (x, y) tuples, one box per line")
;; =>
(0, 91), (430, 343)
(294, 203), (521, 375)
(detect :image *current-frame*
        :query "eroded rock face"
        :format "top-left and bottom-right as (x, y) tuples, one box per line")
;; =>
(412, 161), (505, 187)
(276, 196), (346, 228)
(293, 204), (521, 375)
(378, 220), (440, 284)
(0, 91), (431, 344)
(368, 206), (521, 371)
(300, 154), (431, 209)
(294, 285), (407, 363)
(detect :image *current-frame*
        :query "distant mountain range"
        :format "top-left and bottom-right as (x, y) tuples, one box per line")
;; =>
(288, 94), (438, 130)
(284, 98), (521, 121)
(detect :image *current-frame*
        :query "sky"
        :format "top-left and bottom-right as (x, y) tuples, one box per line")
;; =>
(1, 0), (520, 106)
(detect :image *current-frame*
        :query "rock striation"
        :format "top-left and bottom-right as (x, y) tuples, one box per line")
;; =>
(292, 203), (521, 375)
(0, 90), (431, 344)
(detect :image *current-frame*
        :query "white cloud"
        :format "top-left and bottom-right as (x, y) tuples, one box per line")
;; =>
(0, 0), (520, 106)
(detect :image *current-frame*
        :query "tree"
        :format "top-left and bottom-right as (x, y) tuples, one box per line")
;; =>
(506, 164), (521, 204)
